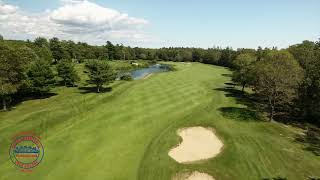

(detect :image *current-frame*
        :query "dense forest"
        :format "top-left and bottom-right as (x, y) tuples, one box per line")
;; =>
(0, 35), (319, 126)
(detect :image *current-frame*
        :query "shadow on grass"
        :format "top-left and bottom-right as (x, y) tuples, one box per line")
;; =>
(78, 86), (112, 94)
(218, 107), (264, 122)
(221, 73), (232, 77)
(295, 127), (320, 156)
(262, 176), (320, 180)
(262, 177), (287, 180)
(56, 81), (78, 88)
(272, 112), (303, 125)
(215, 83), (265, 122)
(23, 92), (58, 100)
(224, 82), (236, 86)
(215, 86), (259, 108)
(2, 92), (58, 111)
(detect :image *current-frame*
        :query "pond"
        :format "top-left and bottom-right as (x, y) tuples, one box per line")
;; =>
(130, 64), (170, 80)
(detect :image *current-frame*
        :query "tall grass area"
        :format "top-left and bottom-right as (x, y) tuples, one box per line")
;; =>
(0, 62), (319, 180)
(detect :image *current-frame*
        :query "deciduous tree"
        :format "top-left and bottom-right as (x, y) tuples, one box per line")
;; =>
(34, 37), (49, 48)
(0, 43), (34, 110)
(253, 50), (304, 121)
(232, 53), (256, 92)
(49, 37), (70, 62)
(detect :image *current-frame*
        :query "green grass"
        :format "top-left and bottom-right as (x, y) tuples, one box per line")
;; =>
(74, 60), (151, 84)
(0, 62), (319, 180)
(109, 60), (151, 69)
(68, 60), (149, 85)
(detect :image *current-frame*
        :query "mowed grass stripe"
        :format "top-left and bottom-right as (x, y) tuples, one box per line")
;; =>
(0, 62), (319, 180)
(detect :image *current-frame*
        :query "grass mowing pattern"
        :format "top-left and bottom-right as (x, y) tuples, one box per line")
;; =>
(0, 62), (319, 180)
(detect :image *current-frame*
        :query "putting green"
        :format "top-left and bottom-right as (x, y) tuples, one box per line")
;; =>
(0, 62), (319, 180)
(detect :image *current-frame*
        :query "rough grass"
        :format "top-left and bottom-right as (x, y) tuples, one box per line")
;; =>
(0, 62), (319, 180)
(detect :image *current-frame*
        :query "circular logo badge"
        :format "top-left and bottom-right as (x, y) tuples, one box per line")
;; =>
(9, 133), (44, 170)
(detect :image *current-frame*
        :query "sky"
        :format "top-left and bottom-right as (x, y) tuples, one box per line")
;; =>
(0, 0), (319, 49)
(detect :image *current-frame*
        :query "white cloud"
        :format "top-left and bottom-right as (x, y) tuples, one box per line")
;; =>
(0, 2), (18, 14)
(0, 0), (152, 45)
(60, 0), (86, 4)
(51, 1), (148, 31)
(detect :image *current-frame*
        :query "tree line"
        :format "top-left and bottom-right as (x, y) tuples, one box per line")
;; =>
(231, 41), (320, 125)
(0, 35), (319, 126)
(0, 37), (117, 110)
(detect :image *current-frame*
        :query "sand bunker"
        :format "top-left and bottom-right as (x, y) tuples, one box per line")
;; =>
(173, 171), (215, 180)
(169, 126), (223, 163)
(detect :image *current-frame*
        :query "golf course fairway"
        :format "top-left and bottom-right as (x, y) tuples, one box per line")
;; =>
(0, 62), (319, 180)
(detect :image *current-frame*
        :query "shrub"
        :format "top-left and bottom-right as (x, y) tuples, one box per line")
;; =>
(120, 73), (133, 81)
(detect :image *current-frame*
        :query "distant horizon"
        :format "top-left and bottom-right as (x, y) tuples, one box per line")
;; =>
(1, 0), (319, 48)
(2, 35), (317, 50)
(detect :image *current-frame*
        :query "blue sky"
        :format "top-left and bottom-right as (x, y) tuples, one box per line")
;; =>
(1, 0), (320, 48)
